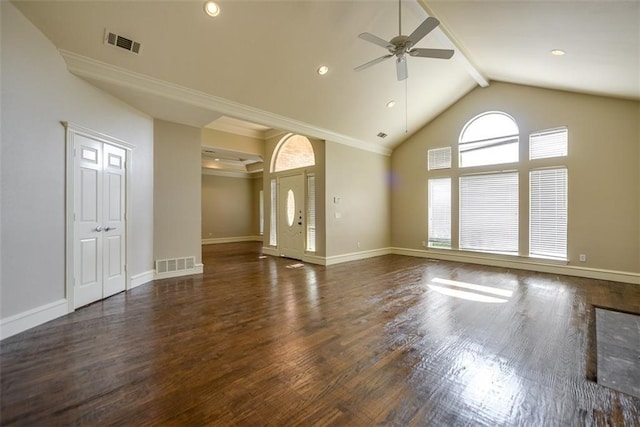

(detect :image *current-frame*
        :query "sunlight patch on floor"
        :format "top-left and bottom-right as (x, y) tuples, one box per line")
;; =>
(428, 285), (509, 303)
(432, 278), (513, 298)
(427, 277), (513, 303)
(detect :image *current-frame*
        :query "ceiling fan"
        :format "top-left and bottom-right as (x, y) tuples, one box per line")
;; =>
(354, 1), (454, 81)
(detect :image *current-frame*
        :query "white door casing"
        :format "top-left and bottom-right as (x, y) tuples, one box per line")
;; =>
(278, 174), (305, 260)
(65, 122), (132, 311)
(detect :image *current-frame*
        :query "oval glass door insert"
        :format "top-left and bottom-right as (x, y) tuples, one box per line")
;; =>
(286, 189), (295, 226)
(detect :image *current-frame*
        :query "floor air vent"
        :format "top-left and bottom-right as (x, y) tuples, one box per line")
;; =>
(105, 29), (141, 54)
(156, 256), (196, 274)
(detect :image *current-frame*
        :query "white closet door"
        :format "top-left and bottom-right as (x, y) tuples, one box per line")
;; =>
(73, 136), (126, 308)
(102, 143), (126, 298)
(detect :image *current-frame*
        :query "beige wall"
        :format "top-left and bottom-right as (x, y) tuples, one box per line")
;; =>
(201, 173), (262, 238)
(1, 2), (154, 320)
(252, 176), (264, 236)
(392, 82), (640, 274)
(325, 142), (391, 257)
(201, 128), (264, 158)
(154, 120), (202, 264)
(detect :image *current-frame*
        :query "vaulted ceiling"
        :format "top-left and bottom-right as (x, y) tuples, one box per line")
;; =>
(12, 0), (640, 155)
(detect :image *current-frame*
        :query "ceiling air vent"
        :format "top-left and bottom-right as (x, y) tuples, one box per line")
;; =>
(377, 132), (388, 138)
(104, 29), (141, 54)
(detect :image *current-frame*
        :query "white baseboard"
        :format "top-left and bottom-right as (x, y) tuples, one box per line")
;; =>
(130, 270), (154, 289)
(261, 246), (279, 257)
(0, 299), (68, 340)
(154, 264), (204, 280)
(392, 247), (640, 285)
(202, 236), (262, 245)
(325, 248), (392, 266)
(302, 253), (327, 266)
(262, 248), (391, 266)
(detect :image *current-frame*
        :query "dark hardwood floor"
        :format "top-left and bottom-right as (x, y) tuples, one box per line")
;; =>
(2, 242), (639, 426)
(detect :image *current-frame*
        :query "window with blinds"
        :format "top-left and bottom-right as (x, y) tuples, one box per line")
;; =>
(428, 178), (451, 248)
(269, 179), (277, 246)
(460, 172), (519, 254)
(306, 175), (316, 252)
(530, 128), (568, 160)
(459, 112), (519, 167)
(428, 147), (452, 170)
(530, 168), (567, 259)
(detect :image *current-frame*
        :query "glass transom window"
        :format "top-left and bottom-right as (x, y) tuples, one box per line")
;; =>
(273, 134), (315, 172)
(459, 112), (519, 168)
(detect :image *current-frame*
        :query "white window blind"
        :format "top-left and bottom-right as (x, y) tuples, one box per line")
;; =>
(530, 128), (568, 160)
(459, 136), (519, 168)
(530, 168), (567, 259)
(460, 172), (519, 254)
(428, 147), (452, 170)
(269, 179), (277, 246)
(306, 175), (316, 252)
(428, 178), (451, 248)
(259, 190), (264, 235)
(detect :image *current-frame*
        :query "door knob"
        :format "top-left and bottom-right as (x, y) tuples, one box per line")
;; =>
(104, 226), (117, 231)
(95, 225), (103, 232)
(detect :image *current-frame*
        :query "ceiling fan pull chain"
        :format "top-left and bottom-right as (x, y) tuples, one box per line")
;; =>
(405, 78), (408, 134)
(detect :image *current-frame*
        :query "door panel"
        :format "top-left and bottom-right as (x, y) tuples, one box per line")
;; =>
(107, 174), (121, 221)
(76, 237), (100, 308)
(80, 169), (98, 221)
(74, 136), (103, 307)
(106, 235), (122, 277)
(278, 174), (304, 260)
(102, 144), (126, 298)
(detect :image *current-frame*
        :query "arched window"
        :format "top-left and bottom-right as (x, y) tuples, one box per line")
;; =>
(271, 134), (315, 172)
(459, 111), (519, 167)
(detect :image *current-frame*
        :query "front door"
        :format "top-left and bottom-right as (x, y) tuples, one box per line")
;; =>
(74, 135), (126, 308)
(278, 174), (304, 260)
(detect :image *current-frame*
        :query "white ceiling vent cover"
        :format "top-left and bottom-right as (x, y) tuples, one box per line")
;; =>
(104, 29), (141, 54)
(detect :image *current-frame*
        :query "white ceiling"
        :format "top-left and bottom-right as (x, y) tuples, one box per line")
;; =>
(12, 0), (640, 154)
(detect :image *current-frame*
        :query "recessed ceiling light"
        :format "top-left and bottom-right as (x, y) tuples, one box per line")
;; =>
(214, 158), (220, 161)
(551, 49), (566, 56)
(317, 65), (329, 76)
(386, 100), (396, 108)
(204, 1), (220, 17)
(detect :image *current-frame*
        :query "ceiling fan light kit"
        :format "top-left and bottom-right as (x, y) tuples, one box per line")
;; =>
(354, 1), (454, 81)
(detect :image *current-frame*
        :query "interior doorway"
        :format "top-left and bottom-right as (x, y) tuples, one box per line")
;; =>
(65, 123), (132, 310)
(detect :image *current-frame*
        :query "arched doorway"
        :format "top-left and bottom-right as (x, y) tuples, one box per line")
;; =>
(270, 134), (316, 260)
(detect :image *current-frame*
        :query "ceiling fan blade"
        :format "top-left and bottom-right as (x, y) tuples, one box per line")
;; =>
(354, 54), (393, 72)
(406, 17), (440, 47)
(396, 56), (408, 81)
(408, 48), (454, 60)
(358, 32), (394, 50)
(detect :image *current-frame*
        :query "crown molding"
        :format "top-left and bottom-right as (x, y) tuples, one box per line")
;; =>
(59, 50), (392, 156)
(204, 121), (267, 140)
